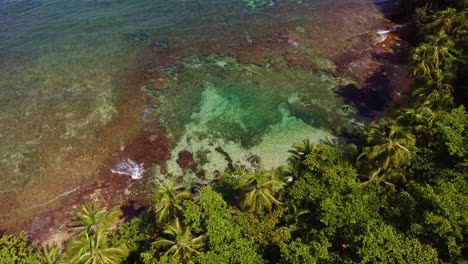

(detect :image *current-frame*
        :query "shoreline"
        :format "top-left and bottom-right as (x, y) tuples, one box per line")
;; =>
(0, 6), (413, 248)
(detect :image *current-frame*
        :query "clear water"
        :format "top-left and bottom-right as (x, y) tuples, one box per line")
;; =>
(0, 0), (393, 228)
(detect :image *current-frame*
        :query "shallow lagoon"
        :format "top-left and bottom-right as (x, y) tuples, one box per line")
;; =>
(0, 0), (398, 232)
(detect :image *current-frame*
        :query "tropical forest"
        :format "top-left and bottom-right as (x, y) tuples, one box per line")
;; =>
(0, 0), (467, 263)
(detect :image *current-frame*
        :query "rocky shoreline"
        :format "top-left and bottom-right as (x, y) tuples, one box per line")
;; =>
(1, 3), (414, 248)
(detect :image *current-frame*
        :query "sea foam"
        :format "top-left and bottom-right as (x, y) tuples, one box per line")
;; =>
(111, 159), (144, 179)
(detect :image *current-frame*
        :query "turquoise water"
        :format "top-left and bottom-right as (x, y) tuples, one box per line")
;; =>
(0, 0), (394, 228)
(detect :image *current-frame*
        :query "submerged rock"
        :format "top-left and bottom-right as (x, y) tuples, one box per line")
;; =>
(125, 30), (150, 46)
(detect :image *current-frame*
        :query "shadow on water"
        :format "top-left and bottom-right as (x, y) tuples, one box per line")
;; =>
(337, 37), (413, 116)
(372, 0), (406, 22)
(336, 0), (414, 117)
(338, 82), (388, 115)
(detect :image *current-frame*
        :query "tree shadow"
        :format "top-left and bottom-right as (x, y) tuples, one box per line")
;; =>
(336, 17), (414, 117)
(372, 0), (406, 23)
(120, 200), (147, 222)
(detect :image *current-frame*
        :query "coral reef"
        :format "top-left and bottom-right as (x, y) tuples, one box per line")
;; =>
(144, 54), (362, 180)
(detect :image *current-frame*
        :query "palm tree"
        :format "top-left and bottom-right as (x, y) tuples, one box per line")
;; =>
(360, 167), (408, 187)
(149, 182), (191, 224)
(285, 203), (309, 230)
(153, 219), (205, 263)
(238, 170), (284, 214)
(359, 120), (416, 172)
(412, 45), (433, 78)
(70, 204), (122, 236)
(287, 139), (315, 167)
(411, 83), (454, 110)
(424, 89), (455, 110)
(277, 164), (300, 182)
(38, 244), (61, 264)
(67, 205), (128, 264)
(279, 140), (316, 180)
(396, 106), (440, 139)
(412, 32), (459, 80)
(67, 230), (129, 264)
(426, 8), (468, 38)
(426, 68), (455, 89)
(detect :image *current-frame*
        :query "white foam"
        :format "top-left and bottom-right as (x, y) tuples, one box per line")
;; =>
(374, 24), (406, 45)
(111, 158), (144, 179)
(377, 29), (391, 34)
(374, 33), (388, 45)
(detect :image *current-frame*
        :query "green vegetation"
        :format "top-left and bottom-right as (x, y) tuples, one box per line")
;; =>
(0, 234), (40, 263)
(148, 182), (191, 224)
(152, 219), (204, 263)
(1, 1), (467, 263)
(66, 204), (129, 264)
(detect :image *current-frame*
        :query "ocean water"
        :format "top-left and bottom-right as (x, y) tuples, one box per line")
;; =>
(0, 0), (396, 228)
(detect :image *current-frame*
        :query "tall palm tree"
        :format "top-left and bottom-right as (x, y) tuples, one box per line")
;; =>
(149, 182), (191, 224)
(238, 170), (284, 214)
(411, 83), (455, 110)
(38, 244), (61, 264)
(396, 106), (440, 139)
(360, 167), (407, 187)
(424, 89), (455, 110)
(67, 205), (128, 264)
(412, 32), (459, 80)
(280, 140), (316, 180)
(287, 139), (315, 167)
(426, 8), (468, 38)
(153, 219), (205, 264)
(426, 68), (455, 89)
(67, 230), (129, 264)
(70, 204), (122, 236)
(359, 121), (416, 172)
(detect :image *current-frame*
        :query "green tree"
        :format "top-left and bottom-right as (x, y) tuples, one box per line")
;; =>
(149, 181), (191, 224)
(0, 234), (39, 263)
(237, 170), (284, 214)
(359, 121), (416, 183)
(70, 204), (122, 236)
(279, 238), (331, 264)
(153, 219), (204, 264)
(412, 32), (459, 80)
(433, 106), (468, 160)
(287, 140), (315, 169)
(284, 203), (310, 230)
(66, 204), (128, 264)
(396, 106), (437, 131)
(279, 140), (316, 179)
(183, 187), (265, 263)
(287, 145), (358, 208)
(412, 84), (455, 110)
(358, 224), (439, 264)
(67, 230), (129, 264)
(109, 211), (156, 263)
(396, 106), (442, 144)
(233, 208), (291, 247)
(425, 8), (468, 38)
(37, 244), (61, 264)
(408, 173), (468, 262)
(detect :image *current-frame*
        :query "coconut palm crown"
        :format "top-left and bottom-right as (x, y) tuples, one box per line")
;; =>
(238, 170), (285, 214)
(359, 120), (416, 172)
(153, 219), (205, 263)
(149, 181), (191, 224)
